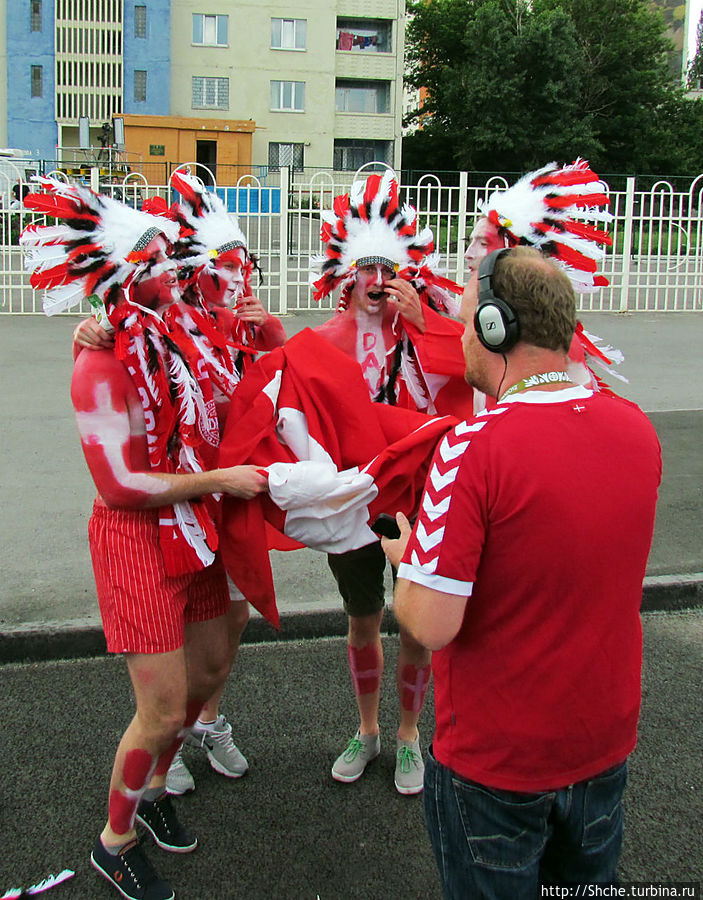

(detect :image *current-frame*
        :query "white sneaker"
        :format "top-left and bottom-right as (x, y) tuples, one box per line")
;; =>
(331, 730), (381, 783)
(187, 715), (249, 778)
(165, 747), (195, 795)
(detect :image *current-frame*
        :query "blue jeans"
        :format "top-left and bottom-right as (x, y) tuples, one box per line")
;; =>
(424, 746), (627, 900)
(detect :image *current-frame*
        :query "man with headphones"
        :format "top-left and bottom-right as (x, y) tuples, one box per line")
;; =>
(382, 246), (661, 897)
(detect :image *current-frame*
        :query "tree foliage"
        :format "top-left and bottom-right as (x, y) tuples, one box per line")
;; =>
(404, 0), (703, 176)
(688, 11), (703, 88)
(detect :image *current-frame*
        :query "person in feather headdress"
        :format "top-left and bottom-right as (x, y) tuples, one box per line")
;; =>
(70, 175), (286, 798)
(465, 160), (627, 394)
(308, 170), (478, 796)
(21, 178), (267, 900)
(143, 172), (286, 797)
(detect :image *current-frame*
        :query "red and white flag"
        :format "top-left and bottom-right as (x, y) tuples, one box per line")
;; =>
(217, 328), (457, 626)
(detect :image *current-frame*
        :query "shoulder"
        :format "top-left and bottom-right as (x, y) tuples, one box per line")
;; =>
(71, 348), (135, 407)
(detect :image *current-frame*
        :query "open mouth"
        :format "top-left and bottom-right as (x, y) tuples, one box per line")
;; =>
(367, 290), (386, 302)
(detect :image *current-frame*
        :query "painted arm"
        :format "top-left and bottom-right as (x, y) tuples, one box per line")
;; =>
(71, 350), (267, 509)
(382, 511), (468, 650)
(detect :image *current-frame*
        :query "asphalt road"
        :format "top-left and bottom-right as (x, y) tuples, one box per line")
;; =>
(1, 614), (701, 900)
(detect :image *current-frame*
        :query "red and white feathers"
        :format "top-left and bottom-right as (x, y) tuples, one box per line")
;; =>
(311, 171), (461, 313)
(481, 159), (613, 294)
(20, 176), (179, 314)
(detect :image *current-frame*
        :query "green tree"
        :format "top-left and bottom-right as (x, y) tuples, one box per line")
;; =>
(404, 0), (699, 175)
(687, 11), (703, 89)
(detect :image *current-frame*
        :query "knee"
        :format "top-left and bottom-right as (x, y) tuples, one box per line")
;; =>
(227, 601), (250, 638)
(138, 707), (188, 747)
(348, 612), (383, 647)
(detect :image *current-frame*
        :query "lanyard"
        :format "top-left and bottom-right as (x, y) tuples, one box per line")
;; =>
(501, 371), (571, 399)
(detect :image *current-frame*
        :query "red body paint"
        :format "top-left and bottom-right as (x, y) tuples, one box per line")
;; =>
(122, 748), (154, 791)
(348, 643), (382, 696)
(400, 663), (431, 714)
(109, 789), (139, 836)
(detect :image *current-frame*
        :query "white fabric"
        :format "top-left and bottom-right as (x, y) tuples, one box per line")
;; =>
(267, 460), (378, 552)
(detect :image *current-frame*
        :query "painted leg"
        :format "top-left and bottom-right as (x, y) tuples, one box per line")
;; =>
(348, 611), (384, 735)
(397, 626), (432, 741)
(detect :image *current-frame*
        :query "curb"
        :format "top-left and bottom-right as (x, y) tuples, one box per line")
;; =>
(1, 576), (701, 665)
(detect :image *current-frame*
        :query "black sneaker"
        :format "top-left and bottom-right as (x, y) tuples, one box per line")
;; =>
(136, 793), (198, 853)
(90, 836), (174, 900)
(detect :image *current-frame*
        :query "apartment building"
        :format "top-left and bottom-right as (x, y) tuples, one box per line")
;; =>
(2, 0), (407, 173)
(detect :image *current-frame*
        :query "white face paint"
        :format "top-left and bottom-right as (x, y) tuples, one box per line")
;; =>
(74, 381), (166, 497)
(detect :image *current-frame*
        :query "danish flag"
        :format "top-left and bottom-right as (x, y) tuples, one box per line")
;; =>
(217, 328), (458, 627)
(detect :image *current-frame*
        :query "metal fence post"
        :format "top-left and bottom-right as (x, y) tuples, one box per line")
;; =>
(279, 165), (289, 315)
(619, 177), (636, 312)
(90, 167), (100, 193)
(455, 171), (469, 286)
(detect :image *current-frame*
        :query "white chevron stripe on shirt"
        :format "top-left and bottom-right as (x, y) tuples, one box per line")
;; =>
(411, 549), (438, 574)
(455, 419), (489, 436)
(438, 434), (471, 462)
(422, 492), (451, 521)
(415, 520), (445, 553)
(429, 464), (459, 493)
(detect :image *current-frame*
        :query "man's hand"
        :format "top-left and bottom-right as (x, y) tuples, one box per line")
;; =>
(380, 511), (412, 568)
(383, 280), (425, 332)
(73, 317), (115, 350)
(218, 465), (269, 499)
(234, 295), (268, 326)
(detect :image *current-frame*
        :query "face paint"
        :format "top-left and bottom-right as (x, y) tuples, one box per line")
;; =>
(349, 264), (396, 316)
(347, 643), (382, 696)
(131, 235), (179, 310)
(400, 663), (431, 714)
(464, 217), (506, 275)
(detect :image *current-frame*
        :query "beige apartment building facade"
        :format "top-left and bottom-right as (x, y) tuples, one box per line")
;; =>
(167, 0), (406, 172)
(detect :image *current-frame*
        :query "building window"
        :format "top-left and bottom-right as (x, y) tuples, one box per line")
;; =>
(30, 0), (42, 31)
(193, 13), (228, 47)
(336, 18), (391, 53)
(31, 65), (43, 98)
(134, 69), (147, 102)
(271, 18), (306, 50)
(134, 5), (147, 38)
(268, 142), (304, 172)
(333, 140), (391, 171)
(192, 76), (229, 109)
(270, 80), (305, 112)
(335, 80), (390, 114)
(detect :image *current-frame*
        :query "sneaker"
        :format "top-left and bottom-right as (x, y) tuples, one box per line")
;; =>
(187, 715), (249, 778)
(90, 836), (174, 900)
(394, 735), (425, 795)
(136, 793), (198, 853)
(331, 730), (380, 783)
(165, 747), (195, 796)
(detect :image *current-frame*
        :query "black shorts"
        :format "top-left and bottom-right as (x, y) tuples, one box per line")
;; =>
(327, 540), (396, 618)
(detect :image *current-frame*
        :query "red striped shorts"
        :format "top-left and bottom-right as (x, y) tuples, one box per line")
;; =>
(88, 502), (230, 654)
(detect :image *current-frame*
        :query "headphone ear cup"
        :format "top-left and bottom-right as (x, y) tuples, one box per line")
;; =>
(474, 298), (520, 353)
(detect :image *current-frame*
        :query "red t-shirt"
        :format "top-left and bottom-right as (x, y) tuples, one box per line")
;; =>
(399, 386), (662, 791)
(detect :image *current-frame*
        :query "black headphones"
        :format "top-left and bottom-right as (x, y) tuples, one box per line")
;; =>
(474, 249), (520, 353)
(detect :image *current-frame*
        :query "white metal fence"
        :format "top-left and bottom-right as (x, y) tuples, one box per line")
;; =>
(1, 162), (702, 316)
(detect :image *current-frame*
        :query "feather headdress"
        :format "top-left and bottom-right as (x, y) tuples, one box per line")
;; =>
(20, 177), (180, 315)
(311, 171), (461, 313)
(168, 172), (255, 277)
(481, 159), (613, 294)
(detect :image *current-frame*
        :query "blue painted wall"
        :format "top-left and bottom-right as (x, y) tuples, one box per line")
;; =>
(123, 0), (171, 115)
(6, 0), (57, 159)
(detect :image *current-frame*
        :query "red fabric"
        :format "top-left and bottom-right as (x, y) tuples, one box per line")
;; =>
(89, 503), (230, 653)
(217, 329), (458, 627)
(402, 392), (661, 791)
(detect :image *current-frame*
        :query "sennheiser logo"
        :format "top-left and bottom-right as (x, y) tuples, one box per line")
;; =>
(486, 322), (496, 330)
